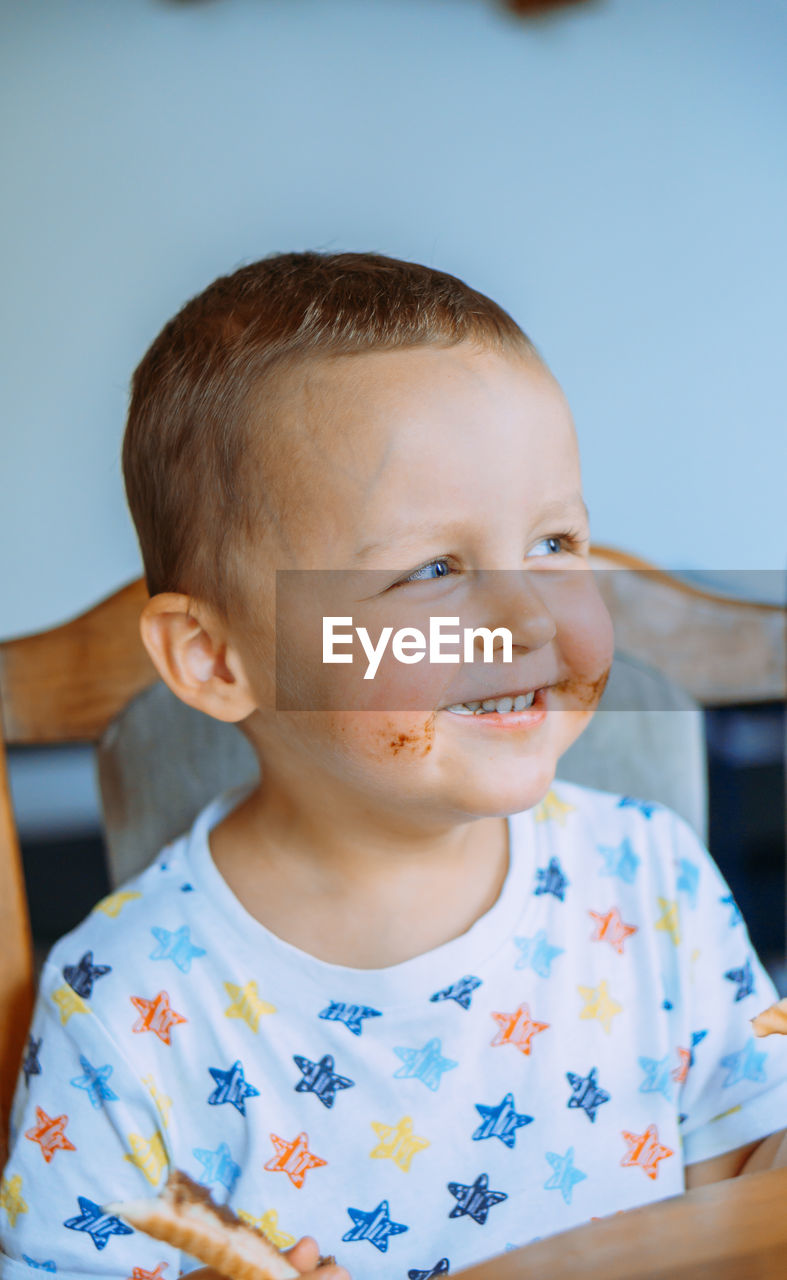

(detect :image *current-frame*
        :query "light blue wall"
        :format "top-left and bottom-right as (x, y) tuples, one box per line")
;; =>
(2, 0), (786, 639)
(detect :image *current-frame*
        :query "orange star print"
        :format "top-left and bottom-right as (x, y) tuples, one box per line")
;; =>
(620, 1123), (674, 1180)
(588, 907), (637, 955)
(24, 1107), (76, 1164)
(129, 1266), (168, 1280)
(490, 1003), (549, 1056)
(264, 1132), (327, 1189)
(130, 991), (187, 1045)
(671, 1047), (692, 1085)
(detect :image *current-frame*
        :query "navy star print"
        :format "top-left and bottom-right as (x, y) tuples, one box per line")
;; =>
(566, 1066), (611, 1121)
(408, 1260), (451, 1278)
(534, 856), (569, 901)
(473, 1092), (533, 1147)
(62, 952), (111, 999)
(342, 1200), (408, 1252)
(724, 958), (755, 1002)
(293, 1053), (354, 1107)
(207, 1060), (260, 1115)
(22, 1035), (42, 1086)
(447, 1173), (507, 1224)
(63, 1197), (133, 1250)
(318, 1001), (382, 1036)
(430, 975), (482, 1010)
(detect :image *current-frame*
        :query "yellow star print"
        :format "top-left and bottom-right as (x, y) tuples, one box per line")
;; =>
(710, 1104), (741, 1123)
(224, 981), (276, 1032)
(51, 985), (91, 1025)
(237, 1209), (295, 1250)
(124, 1130), (169, 1186)
(0, 1174), (28, 1227)
(533, 789), (576, 826)
(370, 1116), (430, 1171)
(94, 891), (142, 918)
(578, 979), (623, 1034)
(655, 897), (681, 946)
(142, 1074), (172, 1127)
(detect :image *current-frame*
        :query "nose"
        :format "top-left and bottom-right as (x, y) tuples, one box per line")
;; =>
(468, 569), (557, 658)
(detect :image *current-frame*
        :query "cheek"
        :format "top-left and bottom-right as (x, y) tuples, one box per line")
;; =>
(554, 583), (615, 705)
(319, 710), (438, 767)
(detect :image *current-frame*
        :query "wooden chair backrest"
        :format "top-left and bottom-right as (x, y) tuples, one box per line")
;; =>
(0, 552), (784, 1146)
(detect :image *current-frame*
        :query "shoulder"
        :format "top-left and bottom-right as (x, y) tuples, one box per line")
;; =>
(529, 778), (715, 899)
(39, 827), (195, 1003)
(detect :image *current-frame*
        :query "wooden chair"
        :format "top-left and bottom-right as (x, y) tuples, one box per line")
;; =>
(1, 549), (784, 1156)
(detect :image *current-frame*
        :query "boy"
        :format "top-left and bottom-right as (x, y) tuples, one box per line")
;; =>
(2, 251), (787, 1280)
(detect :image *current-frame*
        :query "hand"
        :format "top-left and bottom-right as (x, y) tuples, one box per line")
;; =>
(186, 1236), (352, 1279)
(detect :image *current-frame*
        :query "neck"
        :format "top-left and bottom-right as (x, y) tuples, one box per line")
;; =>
(208, 768), (510, 968)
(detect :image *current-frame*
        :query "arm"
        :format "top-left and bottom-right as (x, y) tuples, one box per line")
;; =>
(685, 1127), (787, 1188)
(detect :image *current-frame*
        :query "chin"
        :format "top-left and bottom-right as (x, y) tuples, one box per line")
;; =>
(446, 760), (558, 820)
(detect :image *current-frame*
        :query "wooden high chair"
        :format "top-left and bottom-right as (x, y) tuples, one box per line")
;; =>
(1, 550), (784, 1157)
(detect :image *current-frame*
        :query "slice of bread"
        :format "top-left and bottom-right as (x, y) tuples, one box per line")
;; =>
(751, 998), (787, 1038)
(105, 1169), (299, 1280)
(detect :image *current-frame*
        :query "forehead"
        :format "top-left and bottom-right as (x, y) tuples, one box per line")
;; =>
(260, 343), (583, 562)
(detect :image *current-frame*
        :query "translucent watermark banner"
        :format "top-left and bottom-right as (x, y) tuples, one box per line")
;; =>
(274, 568), (786, 712)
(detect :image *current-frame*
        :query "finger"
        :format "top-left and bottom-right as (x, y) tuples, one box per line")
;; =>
(284, 1235), (321, 1272)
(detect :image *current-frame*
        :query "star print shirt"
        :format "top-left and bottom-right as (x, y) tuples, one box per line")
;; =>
(3, 780), (787, 1280)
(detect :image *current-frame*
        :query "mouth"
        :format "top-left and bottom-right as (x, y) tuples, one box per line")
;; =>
(442, 686), (549, 716)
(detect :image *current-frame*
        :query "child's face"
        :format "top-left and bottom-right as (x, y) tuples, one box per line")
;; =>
(233, 342), (614, 823)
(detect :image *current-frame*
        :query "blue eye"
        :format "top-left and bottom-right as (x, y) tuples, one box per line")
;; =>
(403, 558), (452, 583)
(530, 531), (582, 557)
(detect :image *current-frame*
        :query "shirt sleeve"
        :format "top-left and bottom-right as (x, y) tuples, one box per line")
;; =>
(665, 810), (787, 1167)
(1, 955), (181, 1280)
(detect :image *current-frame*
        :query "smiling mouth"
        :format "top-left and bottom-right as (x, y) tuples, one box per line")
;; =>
(443, 689), (542, 715)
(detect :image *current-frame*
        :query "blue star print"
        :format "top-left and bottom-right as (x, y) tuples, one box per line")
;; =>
(473, 1092), (533, 1147)
(566, 1066), (611, 1121)
(393, 1038), (458, 1091)
(676, 858), (699, 908)
(690, 1030), (708, 1066)
(62, 952), (111, 999)
(544, 1147), (586, 1205)
(150, 925), (206, 973)
(63, 1197), (133, 1251)
(342, 1200), (408, 1252)
(318, 1001), (382, 1036)
(597, 838), (640, 884)
(534, 856), (569, 901)
(513, 930), (564, 978)
(724, 959), (755, 1002)
(69, 1056), (119, 1109)
(617, 796), (659, 818)
(293, 1053), (355, 1108)
(430, 975), (483, 1010)
(408, 1260), (450, 1278)
(193, 1141), (241, 1191)
(207, 1060), (260, 1114)
(721, 1038), (767, 1087)
(447, 1173), (507, 1224)
(21, 1258), (56, 1272)
(638, 1055), (674, 1101)
(720, 893), (743, 926)
(661, 969), (679, 1012)
(22, 1035), (42, 1086)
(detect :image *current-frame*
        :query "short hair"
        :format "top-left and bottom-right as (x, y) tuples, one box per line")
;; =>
(122, 250), (537, 618)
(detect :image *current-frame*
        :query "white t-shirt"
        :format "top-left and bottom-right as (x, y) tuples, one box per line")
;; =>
(3, 780), (787, 1280)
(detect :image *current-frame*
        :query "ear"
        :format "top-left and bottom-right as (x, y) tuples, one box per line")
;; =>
(139, 593), (257, 723)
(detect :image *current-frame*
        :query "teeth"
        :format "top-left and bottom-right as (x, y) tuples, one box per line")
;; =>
(446, 690), (538, 715)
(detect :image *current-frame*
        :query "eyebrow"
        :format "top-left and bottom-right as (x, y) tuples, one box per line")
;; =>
(353, 492), (590, 562)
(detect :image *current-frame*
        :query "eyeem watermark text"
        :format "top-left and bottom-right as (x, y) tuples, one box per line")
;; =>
(323, 616), (514, 679)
